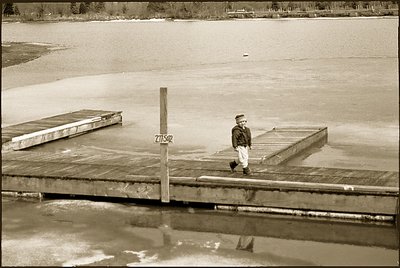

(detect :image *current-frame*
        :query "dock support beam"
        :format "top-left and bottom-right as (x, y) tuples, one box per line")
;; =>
(160, 87), (170, 202)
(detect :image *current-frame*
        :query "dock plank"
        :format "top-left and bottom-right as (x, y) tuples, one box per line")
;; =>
(2, 154), (398, 190)
(2, 151), (398, 216)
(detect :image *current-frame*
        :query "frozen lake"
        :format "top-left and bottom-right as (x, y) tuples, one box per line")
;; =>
(1, 17), (399, 266)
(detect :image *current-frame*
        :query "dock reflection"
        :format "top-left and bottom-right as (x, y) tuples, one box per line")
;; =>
(2, 196), (398, 266)
(127, 206), (398, 250)
(124, 205), (398, 266)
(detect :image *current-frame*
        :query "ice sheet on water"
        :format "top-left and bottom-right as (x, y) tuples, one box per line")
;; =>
(40, 199), (118, 209)
(62, 250), (114, 267)
(37, 199), (148, 214)
(126, 253), (262, 267)
(26, 42), (52, 46)
(124, 250), (159, 265)
(2, 233), (90, 266)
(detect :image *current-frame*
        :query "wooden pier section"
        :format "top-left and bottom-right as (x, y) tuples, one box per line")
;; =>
(2, 150), (398, 218)
(206, 127), (328, 165)
(1, 111), (398, 219)
(2, 109), (122, 151)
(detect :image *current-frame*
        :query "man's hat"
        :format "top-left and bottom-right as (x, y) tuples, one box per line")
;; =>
(235, 114), (247, 123)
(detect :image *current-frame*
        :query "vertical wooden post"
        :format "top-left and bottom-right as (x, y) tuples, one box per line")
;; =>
(160, 87), (170, 202)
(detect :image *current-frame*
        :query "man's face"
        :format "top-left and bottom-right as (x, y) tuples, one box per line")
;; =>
(238, 119), (247, 128)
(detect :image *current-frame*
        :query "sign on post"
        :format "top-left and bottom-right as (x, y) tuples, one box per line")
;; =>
(154, 134), (174, 144)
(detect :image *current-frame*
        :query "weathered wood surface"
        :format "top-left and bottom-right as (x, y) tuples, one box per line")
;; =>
(2, 109), (122, 151)
(2, 151), (398, 215)
(205, 127), (328, 165)
(160, 87), (170, 202)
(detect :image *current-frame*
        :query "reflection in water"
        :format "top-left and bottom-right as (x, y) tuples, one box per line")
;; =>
(236, 221), (255, 253)
(1, 196), (398, 266)
(236, 236), (255, 252)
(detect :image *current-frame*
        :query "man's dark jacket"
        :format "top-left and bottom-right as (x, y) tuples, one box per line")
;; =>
(231, 125), (252, 148)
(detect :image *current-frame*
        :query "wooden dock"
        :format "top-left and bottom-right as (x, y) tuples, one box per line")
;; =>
(206, 127), (328, 165)
(1, 111), (398, 220)
(2, 150), (398, 218)
(1, 109), (122, 151)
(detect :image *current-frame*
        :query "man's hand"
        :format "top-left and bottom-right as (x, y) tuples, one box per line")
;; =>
(249, 146), (252, 150)
(234, 147), (238, 152)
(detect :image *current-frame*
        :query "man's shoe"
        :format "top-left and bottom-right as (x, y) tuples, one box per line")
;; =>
(243, 167), (251, 175)
(229, 161), (238, 172)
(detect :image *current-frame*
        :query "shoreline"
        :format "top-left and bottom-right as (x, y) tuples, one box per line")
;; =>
(2, 15), (398, 24)
(2, 8), (398, 23)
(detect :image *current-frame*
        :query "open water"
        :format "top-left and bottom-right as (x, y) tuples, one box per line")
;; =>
(1, 17), (399, 266)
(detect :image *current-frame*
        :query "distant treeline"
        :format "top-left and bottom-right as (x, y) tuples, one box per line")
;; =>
(2, 1), (399, 21)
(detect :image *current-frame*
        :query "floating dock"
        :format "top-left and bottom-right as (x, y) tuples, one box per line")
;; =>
(1, 111), (398, 220)
(1, 109), (122, 151)
(206, 127), (328, 165)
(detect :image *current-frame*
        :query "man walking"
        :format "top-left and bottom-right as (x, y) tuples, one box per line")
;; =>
(229, 114), (252, 175)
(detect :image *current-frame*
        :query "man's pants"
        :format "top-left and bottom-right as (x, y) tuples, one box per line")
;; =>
(236, 145), (249, 168)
